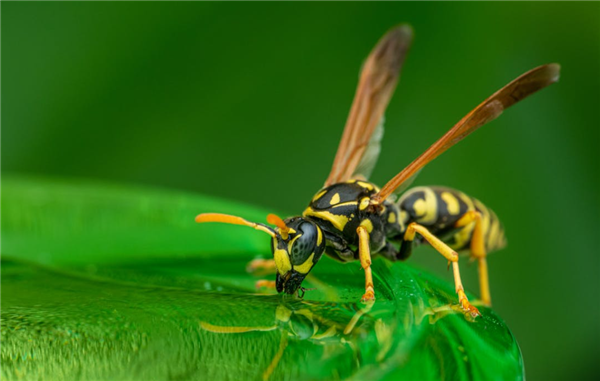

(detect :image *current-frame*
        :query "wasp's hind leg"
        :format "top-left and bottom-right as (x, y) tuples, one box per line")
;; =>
(402, 222), (480, 317)
(356, 226), (375, 303)
(455, 211), (492, 306)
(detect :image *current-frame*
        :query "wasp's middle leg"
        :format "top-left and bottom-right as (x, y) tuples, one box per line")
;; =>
(402, 222), (480, 317)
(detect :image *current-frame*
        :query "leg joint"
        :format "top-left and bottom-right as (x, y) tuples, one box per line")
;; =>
(455, 210), (482, 228)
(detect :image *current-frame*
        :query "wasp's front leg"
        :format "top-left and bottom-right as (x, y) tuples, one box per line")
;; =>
(356, 226), (375, 303)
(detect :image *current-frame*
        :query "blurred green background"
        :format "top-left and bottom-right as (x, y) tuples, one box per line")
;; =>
(3, 2), (599, 380)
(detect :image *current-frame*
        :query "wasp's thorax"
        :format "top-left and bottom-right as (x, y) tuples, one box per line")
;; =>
(272, 217), (326, 295)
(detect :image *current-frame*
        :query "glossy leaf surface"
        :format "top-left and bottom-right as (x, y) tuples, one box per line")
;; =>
(1, 177), (523, 380)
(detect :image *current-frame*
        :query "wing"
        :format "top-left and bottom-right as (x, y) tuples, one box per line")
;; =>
(351, 116), (384, 180)
(324, 25), (413, 187)
(372, 63), (561, 204)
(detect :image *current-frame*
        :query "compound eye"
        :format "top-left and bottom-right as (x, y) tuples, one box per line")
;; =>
(290, 237), (311, 265)
(289, 223), (317, 265)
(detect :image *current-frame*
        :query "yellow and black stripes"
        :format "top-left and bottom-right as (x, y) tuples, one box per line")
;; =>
(471, 199), (506, 254)
(395, 186), (504, 306)
(397, 186), (506, 256)
(238, 179), (506, 305)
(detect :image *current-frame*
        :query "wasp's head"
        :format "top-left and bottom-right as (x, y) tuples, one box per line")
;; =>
(268, 215), (325, 295)
(195, 212), (325, 296)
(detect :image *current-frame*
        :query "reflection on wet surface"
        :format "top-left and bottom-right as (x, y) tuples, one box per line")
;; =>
(1, 257), (523, 381)
(198, 296), (480, 380)
(200, 299), (378, 381)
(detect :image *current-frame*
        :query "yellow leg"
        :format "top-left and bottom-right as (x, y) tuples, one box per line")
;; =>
(404, 222), (480, 317)
(199, 320), (283, 381)
(343, 300), (374, 335)
(262, 330), (288, 381)
(247, 258), (277, 274)
(356, 226), (375, 303)
(200, 321), (278, 333)
(455, 211), (491, 306)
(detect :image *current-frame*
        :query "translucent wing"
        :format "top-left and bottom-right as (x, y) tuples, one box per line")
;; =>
(324, 25), (413, 187)
(388, 169), (421, 202)
(351, 117), (384, 180)
(372, 63), (561, 204)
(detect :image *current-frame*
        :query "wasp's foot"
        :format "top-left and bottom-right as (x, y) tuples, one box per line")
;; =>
(361, 290), (375, 303)
(458, 289), (481, 318)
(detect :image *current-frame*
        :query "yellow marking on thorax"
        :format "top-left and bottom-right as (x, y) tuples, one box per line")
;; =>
(312, 189), (327, 202)
(309, 201), (358, 210)
(316, 226), (322, 246)
(330, 193), (340, 205)
(356, 181), (374, 191)
(334, 201), (359, 207)
(294, 253), (315, 274)
(388, 212), (396, 224)
(360, 219), (374, 233)
(303, 207), (350, 231)
(274, 248), (292, 275)
(441, 192), (460, 215)
(359, 197), (370, 211)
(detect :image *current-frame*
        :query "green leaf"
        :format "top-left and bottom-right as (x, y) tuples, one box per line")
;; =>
(1, 176), (523, 381)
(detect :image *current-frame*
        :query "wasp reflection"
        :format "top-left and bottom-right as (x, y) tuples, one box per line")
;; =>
(199, 295), (472, 381)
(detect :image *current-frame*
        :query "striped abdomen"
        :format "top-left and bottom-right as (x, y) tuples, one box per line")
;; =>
(397, 186), (506, 254)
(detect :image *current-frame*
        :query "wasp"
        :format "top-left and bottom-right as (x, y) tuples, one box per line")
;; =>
(196, 25), (560, 317)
